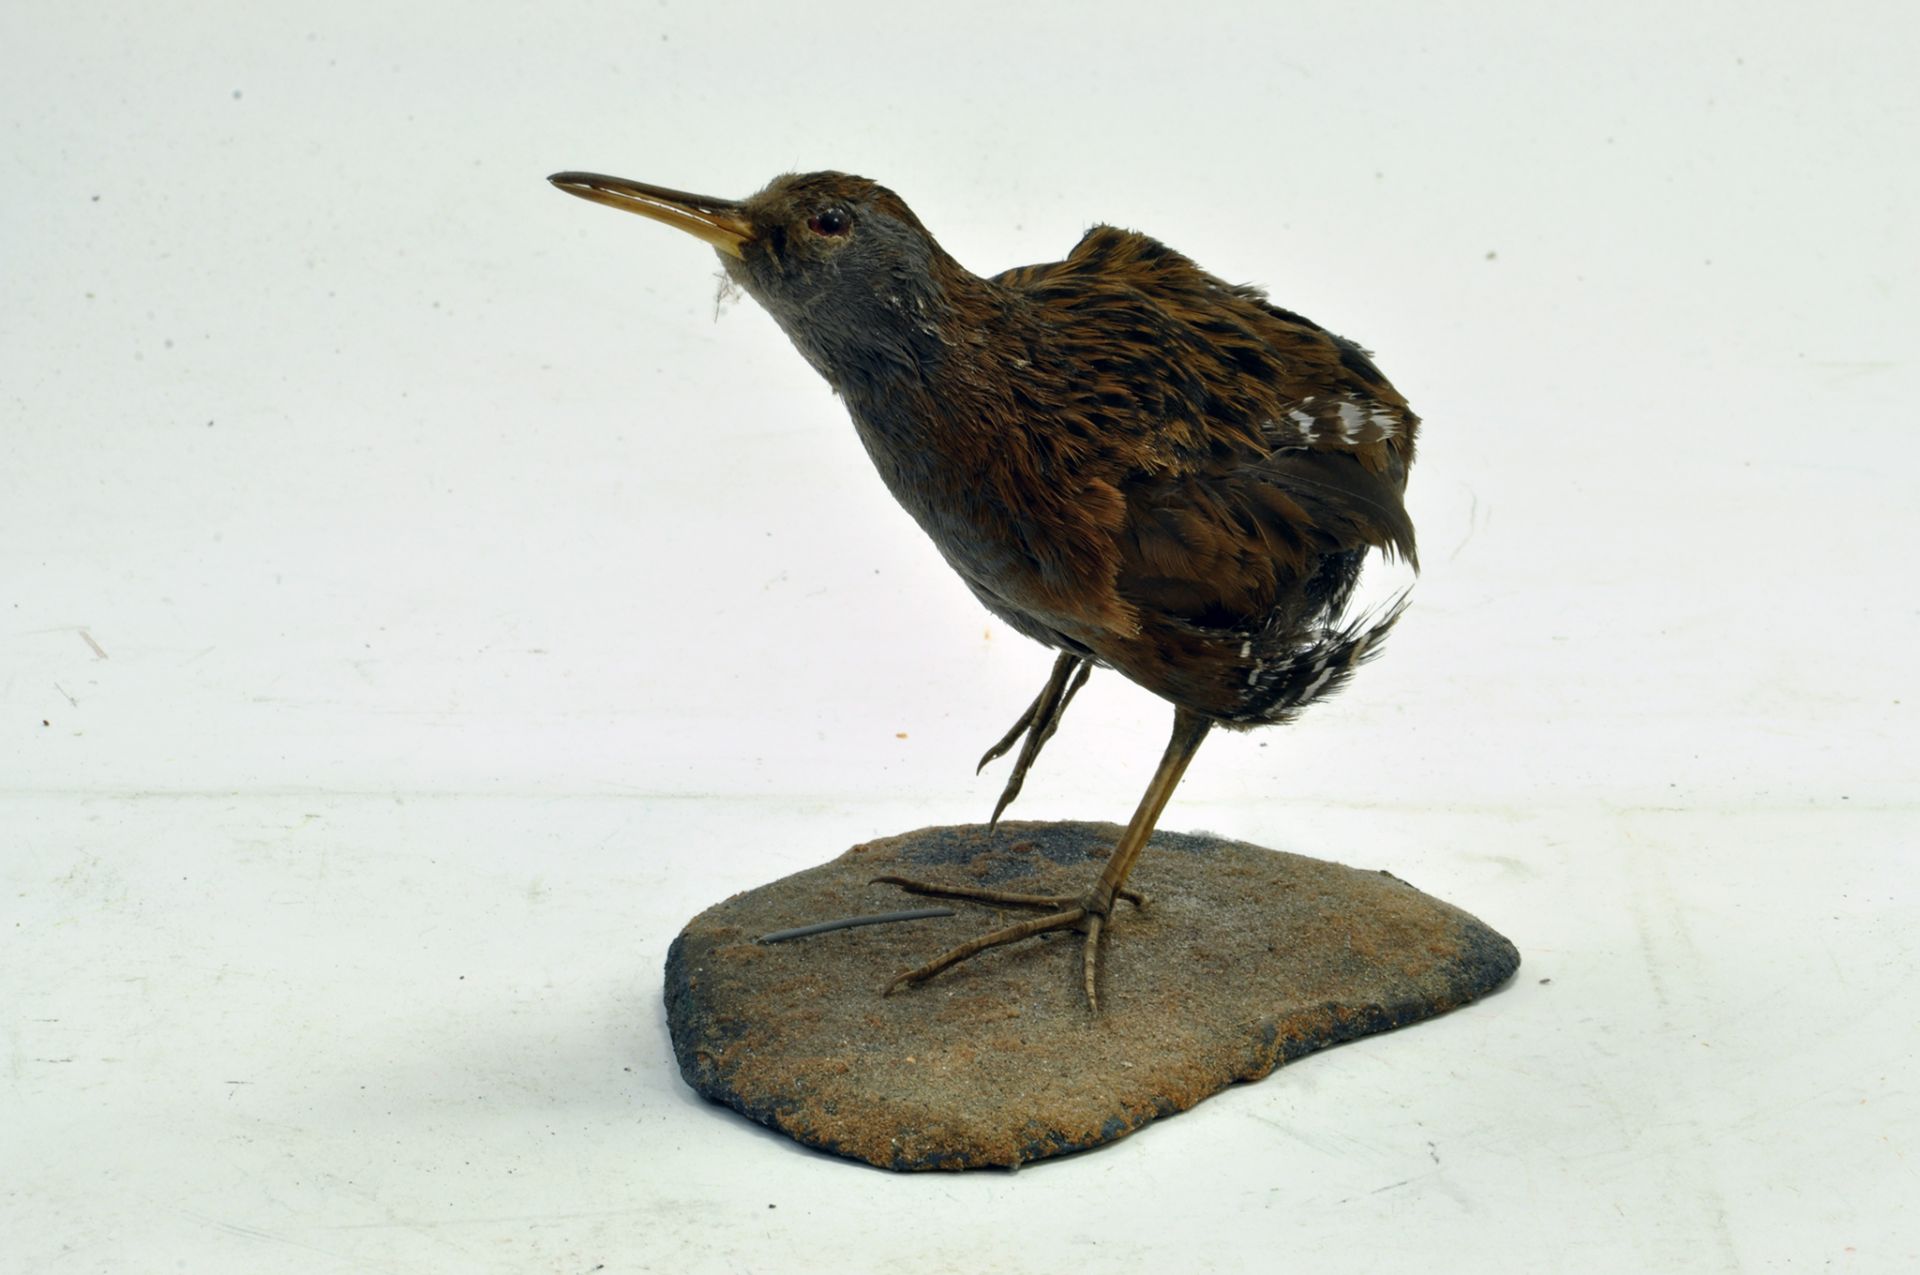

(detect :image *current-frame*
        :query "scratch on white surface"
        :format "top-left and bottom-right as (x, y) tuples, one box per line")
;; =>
(1808, 359), (1899, 382)
(1337, 1168), (1445, 1203)
(53, 683), (78, 707)
(79, 628), (109, 659)
(1464, 851), (1538, 879)
(1449, 485), (1483, 563)
(317, 1206), (672, 1230)
(177, 1207), (403, 1272)
(1629, 890), (1671, 1013)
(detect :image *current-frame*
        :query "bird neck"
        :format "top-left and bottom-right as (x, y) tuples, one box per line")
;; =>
(807, 252), (989, 393)
(829, 269), (1070, 563)
(827, 259), (1009, 462)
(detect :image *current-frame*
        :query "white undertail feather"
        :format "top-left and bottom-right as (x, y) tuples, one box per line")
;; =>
(1227, 585), (1412, 725)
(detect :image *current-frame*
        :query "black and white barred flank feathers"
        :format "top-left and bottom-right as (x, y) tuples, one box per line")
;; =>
(1223, 588), (1412, 727)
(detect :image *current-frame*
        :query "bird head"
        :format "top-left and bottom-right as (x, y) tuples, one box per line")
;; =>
(548, 169), (960, 388)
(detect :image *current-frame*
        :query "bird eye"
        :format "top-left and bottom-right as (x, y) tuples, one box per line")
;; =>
(807, 207), (851, 237)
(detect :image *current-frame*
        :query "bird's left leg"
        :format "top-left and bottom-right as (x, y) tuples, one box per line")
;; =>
(878, 707), (1212, 1010)
(975, 653), (1091, 826)
(869, 655), (1099, 914)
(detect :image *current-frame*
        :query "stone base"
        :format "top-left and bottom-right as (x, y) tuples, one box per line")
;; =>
(664, 821), (1517, 1171)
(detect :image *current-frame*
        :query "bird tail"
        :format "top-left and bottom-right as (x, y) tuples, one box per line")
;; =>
(1228, 589), (1412, 726)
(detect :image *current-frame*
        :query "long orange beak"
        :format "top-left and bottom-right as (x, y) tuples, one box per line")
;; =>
(547, 172), (752, 259)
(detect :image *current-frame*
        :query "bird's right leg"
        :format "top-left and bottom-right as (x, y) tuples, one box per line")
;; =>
(976, 653), (1090, 826)
(878, 707), (1212, 1010)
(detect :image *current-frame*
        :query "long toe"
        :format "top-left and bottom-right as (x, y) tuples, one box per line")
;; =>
(870, 874), (1080, 910)
(883, 906), (1089, 997)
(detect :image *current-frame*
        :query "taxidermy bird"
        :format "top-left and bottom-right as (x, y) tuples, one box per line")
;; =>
(549, 169), (1419, 1010)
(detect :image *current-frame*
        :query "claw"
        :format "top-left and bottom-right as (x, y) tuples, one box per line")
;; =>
(1082, 911), (1104, 1011)
(980, 654), (1090, 825)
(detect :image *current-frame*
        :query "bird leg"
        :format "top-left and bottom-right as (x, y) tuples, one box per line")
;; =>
(976, 653), (1091, 826)
(878, 707), (1212, 1010)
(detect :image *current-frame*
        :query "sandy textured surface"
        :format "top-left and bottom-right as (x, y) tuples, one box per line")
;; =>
(666, 821), (1517, 1169)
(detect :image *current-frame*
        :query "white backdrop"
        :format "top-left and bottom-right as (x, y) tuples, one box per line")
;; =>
(4, 1), (1916, 1270)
